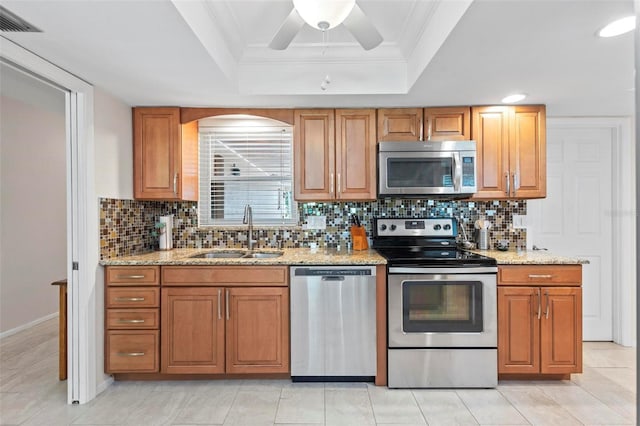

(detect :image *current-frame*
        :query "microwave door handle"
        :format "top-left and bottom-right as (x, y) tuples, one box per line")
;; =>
(453, 153), (461, 191)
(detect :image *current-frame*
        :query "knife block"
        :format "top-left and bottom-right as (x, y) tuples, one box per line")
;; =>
(350, 226), (368, 251)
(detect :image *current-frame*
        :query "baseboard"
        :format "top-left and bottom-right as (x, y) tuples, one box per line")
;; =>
(97, 376), (114, 396)
(0, 312), (59, 340)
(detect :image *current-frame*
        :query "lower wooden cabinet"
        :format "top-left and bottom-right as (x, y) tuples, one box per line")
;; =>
(497, 265), (582, 377)
(161, 283), (289, 374)
(161, 287), (225, 374)
(106, 330), (159, 373)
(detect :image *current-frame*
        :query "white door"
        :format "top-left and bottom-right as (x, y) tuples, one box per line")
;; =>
(528, 121), (613, 341)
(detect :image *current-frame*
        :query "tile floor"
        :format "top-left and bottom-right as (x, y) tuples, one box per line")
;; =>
(0, 318), (636, 425)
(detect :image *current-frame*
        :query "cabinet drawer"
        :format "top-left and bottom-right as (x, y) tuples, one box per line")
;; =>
(162, 266), (288, 286)
(106, 330), (159, 373)
(107, 287), (160, 308)
(499, 265), (582, 286)
(107, 309), (159, 329)
(106, 266), (160, 286)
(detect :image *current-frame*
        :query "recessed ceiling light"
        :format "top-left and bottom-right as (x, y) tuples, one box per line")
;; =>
(598, 16), (636, 37)
(502, 94), (527, 103)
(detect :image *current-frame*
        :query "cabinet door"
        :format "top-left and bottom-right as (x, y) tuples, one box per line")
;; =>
(133, 107), (181, 200)
(335, 109), (377, 200)
(424, 107), (470, 141)
(226, 287), (289, 374)
(540, 287), (582, 374)
(161, 287), (225, 374)
(471, 106), (510, 199)
(377, 108), (423, 141)
(498, 287), (540, 374)
(294, 110), (335, 201)
(510, 105), (546, 199)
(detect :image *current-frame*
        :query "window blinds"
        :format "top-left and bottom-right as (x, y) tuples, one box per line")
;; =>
(198, 126), (295, 226)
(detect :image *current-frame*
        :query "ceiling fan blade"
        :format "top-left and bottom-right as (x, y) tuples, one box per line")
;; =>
(342, 3), (383, 50)
(268, 8), (305, 50)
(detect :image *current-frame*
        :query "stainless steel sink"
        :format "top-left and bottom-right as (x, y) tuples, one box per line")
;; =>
(242, 251), (284, 259)
(190, 251), (246, 259)
(190, 250), (284, 259)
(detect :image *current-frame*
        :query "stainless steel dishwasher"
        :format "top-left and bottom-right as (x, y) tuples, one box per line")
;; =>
(290, 266), (377, 381)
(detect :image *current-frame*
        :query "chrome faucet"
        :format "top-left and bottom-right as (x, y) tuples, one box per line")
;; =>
(243, 204), (254, 251)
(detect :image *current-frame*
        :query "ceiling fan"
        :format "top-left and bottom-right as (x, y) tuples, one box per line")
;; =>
(268, 0), (383, 51)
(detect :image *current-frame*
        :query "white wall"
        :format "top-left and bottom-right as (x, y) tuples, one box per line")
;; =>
(92, 86), (133, 389)
(0, 66), (67, 334)
(94, 88), (133, 200)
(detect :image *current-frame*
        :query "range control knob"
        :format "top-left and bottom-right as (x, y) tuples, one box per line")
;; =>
(390, 224), (397, 231)
(380, 224), (387, 231)
(433, 224), (442, 231)
(443, 224), (452, 230)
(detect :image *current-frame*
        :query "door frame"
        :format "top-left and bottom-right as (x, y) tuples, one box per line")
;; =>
(1, 37), (99, 403)
(545, 117), (636, 346)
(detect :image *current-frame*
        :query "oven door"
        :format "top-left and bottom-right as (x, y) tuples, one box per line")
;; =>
(388, 268), (497, 348)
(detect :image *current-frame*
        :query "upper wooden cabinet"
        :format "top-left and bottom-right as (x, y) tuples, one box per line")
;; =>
(471, 105), (546, 199)
(424, 107), (471, 141)
(377, 108), (423, 141)
(294, 109), (376, 201)
(133, 107), (198, 201)
(377, 107), (471, 142)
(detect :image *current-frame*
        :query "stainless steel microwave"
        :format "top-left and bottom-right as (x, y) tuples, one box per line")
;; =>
(378, 141), (477, 198)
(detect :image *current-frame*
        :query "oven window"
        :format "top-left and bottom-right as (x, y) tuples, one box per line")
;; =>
(386, 158), (453, 187)
(402, 280), (483, 332)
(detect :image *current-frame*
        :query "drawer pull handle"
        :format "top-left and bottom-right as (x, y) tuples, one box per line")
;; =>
(117, 352), (145, 357)
(117, 275), (145, 279)
(114, 297), (145, 302)
(116, 319), (145, 324)
(528, 274), (553, 279)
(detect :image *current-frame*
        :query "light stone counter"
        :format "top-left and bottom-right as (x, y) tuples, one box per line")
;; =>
(100, 247), (387, 266)
(469, 249), (589, 265)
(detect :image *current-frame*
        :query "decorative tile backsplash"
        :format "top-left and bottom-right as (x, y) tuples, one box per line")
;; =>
(100, 197), (526, 260)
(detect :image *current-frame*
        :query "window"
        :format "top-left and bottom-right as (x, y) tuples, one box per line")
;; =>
(198, 115), (296, 226)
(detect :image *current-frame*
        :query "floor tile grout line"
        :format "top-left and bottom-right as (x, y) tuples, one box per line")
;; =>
(497, 385), (580, 426)
(407, 388), (429, 425)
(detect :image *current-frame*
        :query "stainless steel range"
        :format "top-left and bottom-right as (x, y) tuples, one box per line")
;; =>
(373, 217), (498, 388)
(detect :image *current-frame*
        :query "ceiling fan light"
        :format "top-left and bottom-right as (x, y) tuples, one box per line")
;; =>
(502, 93), (527, 103)
(293, 0), (356, 30)
(598, 16), (636, 37)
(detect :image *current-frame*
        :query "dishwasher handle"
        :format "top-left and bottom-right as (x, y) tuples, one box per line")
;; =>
(293, 267), (375, 277)
(321, 276), (345, 281)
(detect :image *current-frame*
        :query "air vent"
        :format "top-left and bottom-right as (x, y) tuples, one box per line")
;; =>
(0, 6), (42, 32)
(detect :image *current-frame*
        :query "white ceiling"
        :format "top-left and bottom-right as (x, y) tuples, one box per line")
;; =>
(0, 0), (635, 116)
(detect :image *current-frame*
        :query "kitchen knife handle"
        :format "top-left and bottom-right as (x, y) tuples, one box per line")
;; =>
(505, 172), (510, 196)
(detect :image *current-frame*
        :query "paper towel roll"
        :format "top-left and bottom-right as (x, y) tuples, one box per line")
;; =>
(159, 215), (173, 250)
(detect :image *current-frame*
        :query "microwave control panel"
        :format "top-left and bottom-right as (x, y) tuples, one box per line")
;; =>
(462, 156), (476, 187)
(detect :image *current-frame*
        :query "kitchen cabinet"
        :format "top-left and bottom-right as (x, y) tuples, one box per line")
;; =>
(471, 105), (546, 199)
(294, 109), (376, 201)
(497, 265), (582, 377)
(105, 266), (160, 373)
(377, 107), (471, 142)
(423, 107), (471, 141)
(133, 107), (198, 201)
(377, 108), (423, 141)
(161, 266), (289, 375)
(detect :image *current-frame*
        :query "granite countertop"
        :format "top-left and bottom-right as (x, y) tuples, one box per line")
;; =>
(100, 247), (387, 266)
(469, 249), (589, 265)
